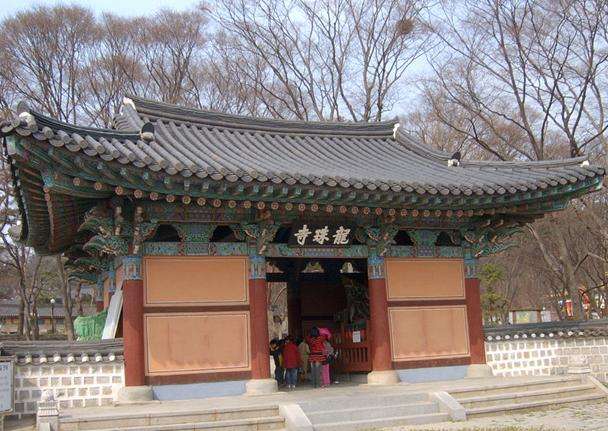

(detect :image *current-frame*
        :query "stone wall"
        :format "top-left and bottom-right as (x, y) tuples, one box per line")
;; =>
(0, 339), (124, 418)
(484, 319), (608, 382)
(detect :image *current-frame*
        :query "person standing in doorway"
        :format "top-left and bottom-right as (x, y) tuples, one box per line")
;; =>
(297, 337), (310, 382)
(270, 338), (284, 386)
(306, 327), (326, 388)
(322, 338), (334, 387)
(282, 336), (300, 389)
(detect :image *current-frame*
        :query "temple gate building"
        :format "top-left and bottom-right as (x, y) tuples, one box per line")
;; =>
(0, 97), (604, 396)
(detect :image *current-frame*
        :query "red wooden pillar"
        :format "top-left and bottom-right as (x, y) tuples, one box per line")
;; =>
(249, 255), (271, 380)
(465, 277), (486, 364)
(367, 255), (393, 372)
(122, 256), (146, 386)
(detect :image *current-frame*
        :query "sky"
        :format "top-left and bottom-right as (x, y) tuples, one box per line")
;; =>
(1, 0), (201, 20)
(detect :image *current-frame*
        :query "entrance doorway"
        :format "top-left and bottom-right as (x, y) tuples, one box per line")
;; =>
(267, 258), (372, 376)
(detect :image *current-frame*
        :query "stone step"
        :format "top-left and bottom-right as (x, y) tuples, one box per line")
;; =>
(299, 392), (429, 412)
(60, 406), (281, 431)
(466, 392), (606, 417)
(306, 401), (439, 424)
(83, 416), (285, 431)
(458, 384), (600, 409)
(311, 412), (450, 431)
(449, 375), (582, 399)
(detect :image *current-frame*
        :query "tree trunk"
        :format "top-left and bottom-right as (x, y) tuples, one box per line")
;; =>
(32, 302), (39, 340)
(20, 279), (32, 341)
(75, 282), (84, 316)
(17, 295), (24, 337)
(556, 233), (584, 320)
(56, 255), (75, 341)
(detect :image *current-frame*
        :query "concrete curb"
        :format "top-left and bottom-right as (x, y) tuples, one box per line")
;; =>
(279, 403), (313, 431)
(431, 391), (466, 421)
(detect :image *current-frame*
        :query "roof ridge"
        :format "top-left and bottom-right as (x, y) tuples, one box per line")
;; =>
(394, 127), (598, 170)
(124, 95), (398, 136)
(462, 155), (591, 168)
(30, 111), (140, 140)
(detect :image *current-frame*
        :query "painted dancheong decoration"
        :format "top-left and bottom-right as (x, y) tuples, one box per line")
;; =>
(0, 96), (603, 390)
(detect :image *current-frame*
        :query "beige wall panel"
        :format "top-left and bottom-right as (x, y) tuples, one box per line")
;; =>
(389, 306), (470, 361)
(386, 258), (465, 300)
(144, 256), (248, 306)
(145, 312), (250, 375)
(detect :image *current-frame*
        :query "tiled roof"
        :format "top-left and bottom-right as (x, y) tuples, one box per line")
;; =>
(0, 303), (96, 318)
(0, 96), (604, 254)
(1, 96), (603, 197)
(484, 319), (608, 340)
(0, 339), (123, 364)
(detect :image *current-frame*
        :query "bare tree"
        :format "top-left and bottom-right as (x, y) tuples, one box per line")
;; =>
(420, 0), (608, 319)
(212, 0), (433, 121)
(0, 5), (99, 123)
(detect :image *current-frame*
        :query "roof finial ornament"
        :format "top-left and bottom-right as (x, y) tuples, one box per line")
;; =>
(122, 97), (136, 110)
(139, 122), (155, 142)
(392, 123), (400, 138)
(16, 101), (36, 129)
(447, 151), (461, 167)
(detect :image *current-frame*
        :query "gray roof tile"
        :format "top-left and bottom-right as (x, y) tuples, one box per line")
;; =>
(0, 95), (604, 201)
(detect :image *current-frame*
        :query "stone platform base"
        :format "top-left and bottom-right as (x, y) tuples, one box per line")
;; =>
(466, 364), (494, 378)
(245, 379), (278, 395)
(367, 370), (400, 385)
(116, 386), (154, 404)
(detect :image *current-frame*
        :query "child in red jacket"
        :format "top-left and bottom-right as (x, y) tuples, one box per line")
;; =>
(282, 336), (300, 389)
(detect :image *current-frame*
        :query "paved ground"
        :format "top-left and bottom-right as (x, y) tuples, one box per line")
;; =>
(6, 402), (608, 431)
(387, 401), (608, 431)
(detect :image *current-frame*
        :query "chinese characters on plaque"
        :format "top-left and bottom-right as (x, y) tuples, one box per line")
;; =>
(290, 223), (353, 247)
